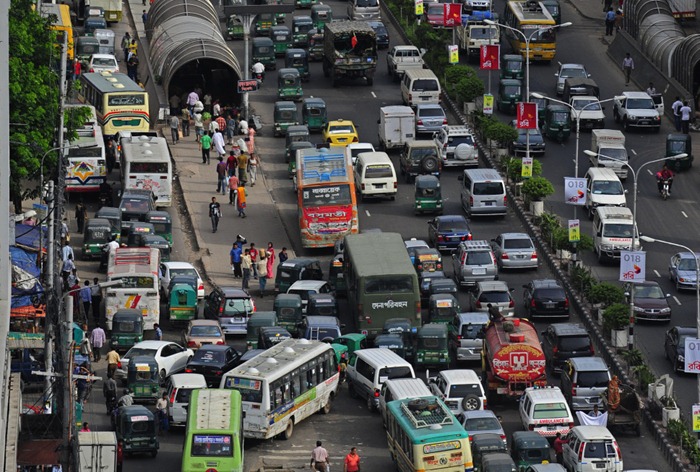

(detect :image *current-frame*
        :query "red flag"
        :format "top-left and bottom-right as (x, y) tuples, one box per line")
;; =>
(351, 34), (358, 48)
(444, 3), (462, 27)
(480, 44), (500, 70)
(516, 102), (537, 129)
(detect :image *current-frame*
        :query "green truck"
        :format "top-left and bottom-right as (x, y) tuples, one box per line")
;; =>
(322, 21), (377, 87)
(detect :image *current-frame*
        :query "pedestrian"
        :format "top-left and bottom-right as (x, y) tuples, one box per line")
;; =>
(670, 96), (682, 132)
(154, 323), (163, 341)
(142, 9), (147, 23)
(181, 108), (191, 137)
(70, 277), (81, 313)
(203, 93), (213, 114)
(248, 153), (258, 187)
(236, 184), (247, 218)
(62, 241), (74, 262)
(169, 94), (181, 117)
(614, 9), (623, 33)
(553, 432), (567, 463)
(75, 201), (87, 233)
(230, 242), (243, 278)
(589, 404), (603, 417)
(61, 218), (69, 245)
(681, 100), (692, 133)
(216, 112), (226, 132)
(155, 392), (169, 435)
(90, 324), (106, 362)
(226, 150), (238, 178)
(62, 254), (76, 290)
(209, 197), (221, 233)
(209, 118), (220, 134)
(193, 111), (204, 143)
(267, 242), (276, 279)
(187, 89), (200, 116)
(105, 138), (116, 173)
(75, 362), (91, 404)
(213, 128), (227, 159)
(227, 115), (237, 145)
(81, 422), (91, 432)
(646, 82), (657, 96)
(249, 243), (259, 279)
(169, 113), (180, 145)
(107, 348), (121, 379)
(622, 53), (634, 85)
(128, 39), (138, 58)
(72, 58), (82, 81)
(121, 32), (131, 62)
(279, 247), (289, 264)
(604, 7), (615, 36)
(200, 130), (213, 164)
(91, 278), (102, 323)
(237, 151), (249, 184)
(228, 172), (240, 205)
(241, 248), (252, 290)
(216, 157), (228, 195)
(80, 280), (92, 322)
(344, 447), (361, 472)
(213, 100), (222, 118)
(127, 54), (139, 82)
(248, 126), (256, 154)
(310, 441), (330, 472)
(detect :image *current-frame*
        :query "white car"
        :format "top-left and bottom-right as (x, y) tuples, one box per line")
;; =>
(88, 53), (119, 74)
(114, 341), (194, 384)
(160, 261), (204, 299)
(345, 142), (375, 166)
(554, 63), (589, 95)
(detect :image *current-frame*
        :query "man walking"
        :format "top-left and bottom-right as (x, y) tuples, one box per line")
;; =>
(90, 325), (106, 362)
(622, 52), (634, 85)
(79, 280), (92, 323)
(672, 96), (683, 132)
(200, 130), (212, 164)
(106, 348), (121, 379)
(181, 108), (191, 137)
(249, 243), (259, 279)
(155, 392), (169, 435)
(62, 241), (74, 262)
(228, 172), (239, 206)
(75, 201), (87, 233)
(91, 277), (102, 324)
(604, 8), (615, 36)
(241, 248), (252, 290)
(169, 113), (180, 145)
(681, 100), (692, 133)
(257, 251), (268, 298)
(209, 197), (221, 233)
(216, 157), (228, 195)
(310, 441), (330, 472)
(230, 242), (243, 278)
(187, 89), (199, 116)
(121, 32), (131, 62)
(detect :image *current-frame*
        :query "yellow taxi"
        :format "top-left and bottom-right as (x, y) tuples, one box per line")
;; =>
(322, 119), (359, 145)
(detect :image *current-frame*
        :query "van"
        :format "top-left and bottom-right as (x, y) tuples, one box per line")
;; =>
(459, 168), (507, 217)
(584, 168), (626, 220)
(592, 206), (639, 263)
(378, 378), (432, 425)
(347, 0), (381, 21)
(449, 312), (489, 362)
(541, 323), (594, 374)
(428, 369), (487, 415)
(562, 426), (623, 472)
(560, 357), (611, 411)
(401, 69), (441, 107)
(354, 152), (398, 201)
(346, 348), (416, 411)
(452, 240), (498, 287)
(165, 373), (207, 426)
(519, 386), (574, 438)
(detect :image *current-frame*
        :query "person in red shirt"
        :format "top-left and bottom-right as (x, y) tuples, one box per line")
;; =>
(216, 114), (227, 133)
(73, 59), (82, 81)
(344, 447), (360, 472)
(553, 432), (568, 463)
(249, 243), (259, 279)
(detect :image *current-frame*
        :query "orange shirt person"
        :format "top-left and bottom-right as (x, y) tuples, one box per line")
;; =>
(344, 447), (360, 472)
(236, 185), (247, 218)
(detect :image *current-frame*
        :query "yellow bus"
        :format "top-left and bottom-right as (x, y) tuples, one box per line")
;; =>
(39, 3), (74, 60)
(78, 72), (150, 137)
(502, 0), (558, 62)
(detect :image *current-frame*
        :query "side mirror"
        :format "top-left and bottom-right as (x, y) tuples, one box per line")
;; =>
(340, 324), (346, 329)
(624, 189), (629, 193)
(666, 293), (671, 298)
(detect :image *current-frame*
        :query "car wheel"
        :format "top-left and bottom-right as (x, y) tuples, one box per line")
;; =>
(421, 156), (439, 173)
(151, 449), (158, 458)
(461, 394), (482, 411)
(321, 397), (332, 414)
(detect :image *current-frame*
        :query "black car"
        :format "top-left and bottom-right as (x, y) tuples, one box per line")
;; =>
(664, 326), (698, 372)
(522, 279), (569, 319)
(119, 188), (157, 223)
(258, 326), (292, 349)
(367, 20), (389, 49)
(509, 120), (546, 157)
(541, 323), (594, 375)
(185, 344), (242, 387)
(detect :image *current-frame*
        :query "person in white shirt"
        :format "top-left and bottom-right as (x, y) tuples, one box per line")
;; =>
(251, 61), (265, 80)
(680, 100), (692, 134)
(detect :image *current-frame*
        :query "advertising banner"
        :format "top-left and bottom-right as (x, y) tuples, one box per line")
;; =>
(480, 44), (500, 70)
(564, 177), (586, 206)
(619, 250), (645, 283)
(516, 102), (537, 129)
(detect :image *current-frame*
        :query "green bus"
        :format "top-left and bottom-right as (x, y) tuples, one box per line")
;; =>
(182, 389), (244, 472)
(343, 232), (421, 338)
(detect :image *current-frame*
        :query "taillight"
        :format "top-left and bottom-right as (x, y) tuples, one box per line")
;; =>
(170, 389), (176, 405)
(508, 299), (514, 308)
(352, 136), (358, 143)
(219, 304), (224, 313)
(198, 283), (204, 292)
(469, 196), (474, 206)
(89, 68), (94, 73)
(409, 93), (413, 101)
(590, 343), (595, 355)
(457, 335), (462, 340)
(501, 253), (509, 259)
(415, 301), (421, 318)
(467, 233), (473, 241)
(552, 346), (558, 354)
(373, 389), (380, 398)
(475, 300), (482, 308)
(417, 120), (423, 125)
(417, 263), (423, 270)
(503, 195), (507, 206)
(217, 341), (225, 345)
(528, 424), (535, 431)
(437, 263), (442, 270)
(215, 371), (223, 376)
(531, 252), (537, 259)
(187, 341), (197, 348)
(185, 368), (193, 373)
(437, 235), (445, 241)
(578, 442), (584, 461)
(361, 184), (365, 190)
(614, 440), (622, 459)
(530, 298), (536, 308)
(394, 182), (397, 189)
(442, 119), (448, 124)
(564, 298), (569, 308)
(571, 382), (577, 396)
(117, 362), (122, 368)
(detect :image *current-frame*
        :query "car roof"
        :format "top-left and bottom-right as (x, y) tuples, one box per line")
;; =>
(163, 261), (197, 270)
(499, 232), (531, 239)
(435, 215), (467, 223)
(457, 312), (490, 324)
(462, 409), (498, 419)
(629, 281), (661, 288)
(621, 91), (652, 98)
(416, 103), (444, 110)
(289, 280), (328, 290)
(676, 252), (700, 258)
(91, 53), (116, 59)
(405, 238), (429, 248)
(220, 287), (251, 298)
(560, 63), (585, 70)
(673, 326), (698, 335)
(568, 356), (608, 371)
(549, 323), (588, 335)
(196, 344), (233, 352)
(477, 281), (509, 291)
(304, 315), (339, 325)
(524, 386), (566, 400)
(189, 319), (220, 327)
(531, 279), (562, 289)
(440, 369), (481, 383)
(131, 340), (173, 349)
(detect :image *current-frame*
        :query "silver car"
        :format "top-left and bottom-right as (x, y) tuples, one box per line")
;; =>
(555, 63), (589, 95)
(460, 410), (506, 444)
(669, 251), (699, 291)
(415, 104), (447, 135)
(491, 233), (539, 270)
(560, 357), (610, 411)
(469, 281), (515, 317)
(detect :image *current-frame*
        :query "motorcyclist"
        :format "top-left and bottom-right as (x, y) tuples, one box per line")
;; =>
(656, 164), (674, 195)
(99, 181), (113, 207)
(251, 61), (265, 80)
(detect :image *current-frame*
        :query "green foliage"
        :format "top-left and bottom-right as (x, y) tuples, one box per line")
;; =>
(445, 65), (476, 93)
(620, 348), (644, 367)
(522, 176), (554, 201)
(455, 74), (485, 104)
(632, 364), (655, 392)
(588, 282), (625, 308)
(506, 157), (542, 182)
(484, 121), (518, 148)
(538, 211), (593, 253)
(571, 265), (595, 296)
(603, 303), (629, 331)
(667, 419), (700, 465)
(202, 112), (212, 122)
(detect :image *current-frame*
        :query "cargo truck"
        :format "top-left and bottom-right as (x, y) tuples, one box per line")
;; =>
(589, 129), (628, 179)
(78, 431), (122, 472)
(456, 20), (499, 60)
(378, 106), (415, 150)
(323, 21), (377, 86)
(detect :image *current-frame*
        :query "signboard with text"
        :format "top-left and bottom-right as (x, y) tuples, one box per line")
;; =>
(480, 44), (500, 70)
(568, 220), (580, 242)
(684, 339), (700, 373)
(448, 45), (459, 64)
(521, 157), (533, 178)
(516, 102), (537, 129)
(619, 250), (645, 283)
(237, 80), (260, 93)
(415, 0), (423, 16)
(564, 177), (586, 206)
(483, 94), (494, 115)
(694, 404), (700, 431)
(444, 3), (462, 26)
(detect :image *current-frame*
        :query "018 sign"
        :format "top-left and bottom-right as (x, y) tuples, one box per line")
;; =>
(684, 338), (700, 373)
(564, 177), (586, 206)
(619, 250), (645, 283)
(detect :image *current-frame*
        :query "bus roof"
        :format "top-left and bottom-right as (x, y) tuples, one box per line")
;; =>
(39, 3), (71, 27)
(508, 0), (555, 22)
(387, 396), (468, 443)
(120, 135), (170, 161)
(297, 148), (351, 187)
(190, 389), (241, 432)
(343, 232), (415, 278)
(225, 338), (332, 380)
(81, 72), (145, 93)
(107, 247), (159, 278)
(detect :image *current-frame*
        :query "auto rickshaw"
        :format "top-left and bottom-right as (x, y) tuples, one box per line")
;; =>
(168, 283), (197, 324)
(302, 97), (327, 132)
(122, 221), (155, 244)
(286, 140), (314, 165)
(145, 210), (172, 244)
(258, 326), (292, 349)
(285, 48), (310, 81)
(415, 323), (450, 367)
(226, 15), (244, 40)
(76, 36), (100, 66)
(140, 234), (171, 262)
(413, 247), (442, 273)
(331, 333), (367, 357)
(472, 433), (508, 472)
(296, 0), (316, 9)
(292, 16), (313, 47)
(496, 78), (523, 114)
(311, 4), (332, 29)
(307, 293), (337, 316)
(286, 124), (311, 151)
(530, 94), (548, 129)
(254, 12), (277, 36)
(109, 309), (143, 352)
(666, 133), (694, 171)
(427, 294), (460, 324)
(373, 333), (405, 357)
(414, 175), (443, 215)
(273, 0), (287, 23)
(541, 0), (561, 24)
(82, 218), (111, 260)
(127, 356), (160, 402)
(500, 54), (524, 80)
(252, 37), (276, 70)
(270, 25), (293, 56)
(115, 405), (159, 457)
(307, 28), (324, 61)
(383, 318), (417, 361)
(331, 342), (348, 364)
(273, 100), (299, 137)
(246, 311), (278, 349)
(328, 254), (346, 295)
(274, 293), (303, 336)
(541, 104), (571, 143)
(278, 68), (303, 101)
(95, 206), (122, 241)
(510, 431), (551, 471)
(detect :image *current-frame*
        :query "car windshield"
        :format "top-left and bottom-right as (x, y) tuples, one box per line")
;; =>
(329, 125), (354, 134)
(301, 184), (353, 206)
(503, 238), (533, 249)
(561, 67), (586, 78)
(678, 258), (698, 271)
(223, 298), (252, 316)
(365, 276), (414, 293)
(465, 416), (501, 431)
(192, 349), (226, 363)
(112, 276), (156, 289)
(449, 383), (482, 398)
(602, 224), (633, 238)
(473, 182), (504, 196)
(635, 285), (665, 299)
(559, 336), (590, 351)
(504, 85), (521, 95)
(460, 323), (486, 339)
(479, 291), (510, 303)
(577, 371), (610, 388)
(466, 251), (492, 265)
(438, 219), (469, 232)
(532, 402), (569, 419)
(190, 325), (222, 337)
(170, 268), (197, 278)
(120, 198), (150, 212)
(125, 347), (156, 359)
(518, 128), (541, 138)
(571, 99), (601, 111)
(591, 180), (623, 195)
(191, 435), (234, 457)
(627, 98), (655, 110)
(505, 60), (522, 71)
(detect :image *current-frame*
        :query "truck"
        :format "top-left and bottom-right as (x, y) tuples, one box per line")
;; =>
(456, 20), (499, 60)
(378, 106), (415, 150)
(87, 0), (122, 23)
(570, 95), (605, 130)
(386, 45), (425, 81)
(323, 21), (377, 86)
(481, 318), (546, 402)
(613, 91), (661, 132)
(589, 129), (628, 179)
(78, 431), (122, 472)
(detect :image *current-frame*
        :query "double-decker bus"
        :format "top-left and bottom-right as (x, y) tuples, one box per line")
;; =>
(120, 135), (172, 207)
(502, 0), (558, 61)
(220, 338), (339, 440)
(39, 3), (74, 60)
(78, 72), (150, 137)
(106, 247), (160, 330)
(64, 104), (107, 193)
(344, 232), (421, 338)
(295, 147), (359, 248)
(181, 389), (244, 472)
(386, 396), (473, 472)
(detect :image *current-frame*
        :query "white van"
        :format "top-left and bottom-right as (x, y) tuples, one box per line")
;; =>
(346, 348), (416, 412)
(562, 426), (623, 472)
(347, 0), (380, 20)
(165, 373), (207, 426)
(354, 152), (398, 201)
(378, 378), (432, 425)
(460, 168), (507, 217)
(592, 206), (639, 263)
(519, 386), (574, 439)
(584, 168), (626, 219)
(401, 69), (441, 107)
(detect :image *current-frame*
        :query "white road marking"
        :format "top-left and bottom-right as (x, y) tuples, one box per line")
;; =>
(371, 91), (377, 98)
(631, 149), (637, 156)
(673, 296), (682, 306)
(653, 269), (661, 277)
(646, 169), (654, 176)
(365, 210), (371, 217)
(682, 211), (689, 218)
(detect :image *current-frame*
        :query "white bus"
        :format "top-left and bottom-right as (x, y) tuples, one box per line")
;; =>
(64, 104), (107, 193)
(120, 134), (172, 207)
(105, 247), (160, 330)
(220, 338), (339, 440)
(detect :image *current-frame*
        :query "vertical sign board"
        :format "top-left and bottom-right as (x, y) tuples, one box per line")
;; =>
(415, 0), (424, 16)
(444, 3), (462, 27)
(483, 94), (494, 115)
(568, 220), (580, 242)
(564, 177), (586, 206)
(694, 404), (700, 432)
(516, 102), (537, 129)
(685, 338), (700, 373)
(521, 157), (533, 178)
(619, 251), (645, 283)
(448, 45), (459, 64)
(480, 44), (500, 70)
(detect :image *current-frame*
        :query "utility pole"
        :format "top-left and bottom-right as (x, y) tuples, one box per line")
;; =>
(62, 294), (74, 464)
(44, 180), (56, 395)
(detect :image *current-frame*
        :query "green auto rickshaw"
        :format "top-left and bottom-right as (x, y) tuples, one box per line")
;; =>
(373, 333), (406, 357)
(292, 16), (313, 47)
(274, 293), (303, 336)
(500, 54), (524, 80)
(331, 333), (367, 357)
(76, 36), (100, 65)
(510, 431), (551, 471)
(246, 311), (278, 349)
(328, 254), (346, 295)
(414, 175), (443, 215)
(541, 0), (561, 24)
(496, 78), (523, 114)
(666, 133), (694, 171)
(274, 100), (299, 137)
(127, 356), (160, 402)
(258, 326), (292, 349)
(273, 0), (287, 23)
(472, 434), (508, 472)
(116, 405), (159, 457)
(278, 68), (303, 101)
(226, 15), (244, 40)
(168, 283), (197, 324)
(415, 323), (450, 368)
(145, 210), (172, 244)
(286, 140), (314, 165)
(286, 124), (311, 151)
(383, 318), (417, 361)
(311, 4), (332, 29)
(252, 37), (276, 70)
(254, 12), (277, 36)
(285, 48), (310, 82)
(541, 104), (571, 143)
(82, 218), (111, 260)
(95, 206), (122, 241)
(307, 28), (324, 61)
(140, 234), (171, 262)
(331, 342), (348, 364)
(530, 94), (548, 129)
(296, 0), (316, 9)
(302, 97), (327, 131)
(270, 25), (292, 56)
(109, 309), (143, 352)
(427, 294), (460, 324)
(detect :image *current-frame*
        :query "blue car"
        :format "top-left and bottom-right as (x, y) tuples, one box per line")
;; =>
(428, 215), (472, 251)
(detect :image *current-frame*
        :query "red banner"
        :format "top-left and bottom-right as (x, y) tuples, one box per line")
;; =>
(480, 44), (500, 70)
(516, 102), (538, 129)
(444, 3), (462, 27)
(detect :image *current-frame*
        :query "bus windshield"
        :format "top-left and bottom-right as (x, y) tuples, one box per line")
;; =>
(225, 377), (263, 403)
(301, 185), (352, 206)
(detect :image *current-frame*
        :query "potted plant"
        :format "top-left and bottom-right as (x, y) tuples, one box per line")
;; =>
(588, 282), (625, 324)
(521, 176), (554, 216)
(603, 303), (629, 348)
(661, 395), (680, 427)
(483, 121), (517, 157)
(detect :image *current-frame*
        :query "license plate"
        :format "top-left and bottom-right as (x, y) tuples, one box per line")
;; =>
(595, 464), (607, 469)
(233, 317), (243, 323)
(640, 121), (649, 125)
(484, 201), (494, 206)
(472, 268), (486, 275)
(545, 302), (555, 308)
(374, 184), (385, 188)
(337, 273), (344, 278)
(422, 96), (430, 100)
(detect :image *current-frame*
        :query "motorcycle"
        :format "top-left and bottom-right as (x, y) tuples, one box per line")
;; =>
(659, 178), (672, 200)
(251, 67), (265, 83)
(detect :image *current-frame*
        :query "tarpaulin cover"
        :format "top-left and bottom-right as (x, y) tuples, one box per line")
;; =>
(11, 246), (44, 309)
(14, 223), (47, 253)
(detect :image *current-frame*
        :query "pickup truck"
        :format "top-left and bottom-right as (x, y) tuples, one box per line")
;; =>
(613, 91), (661, 132)
(386, 45), (425, 81)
